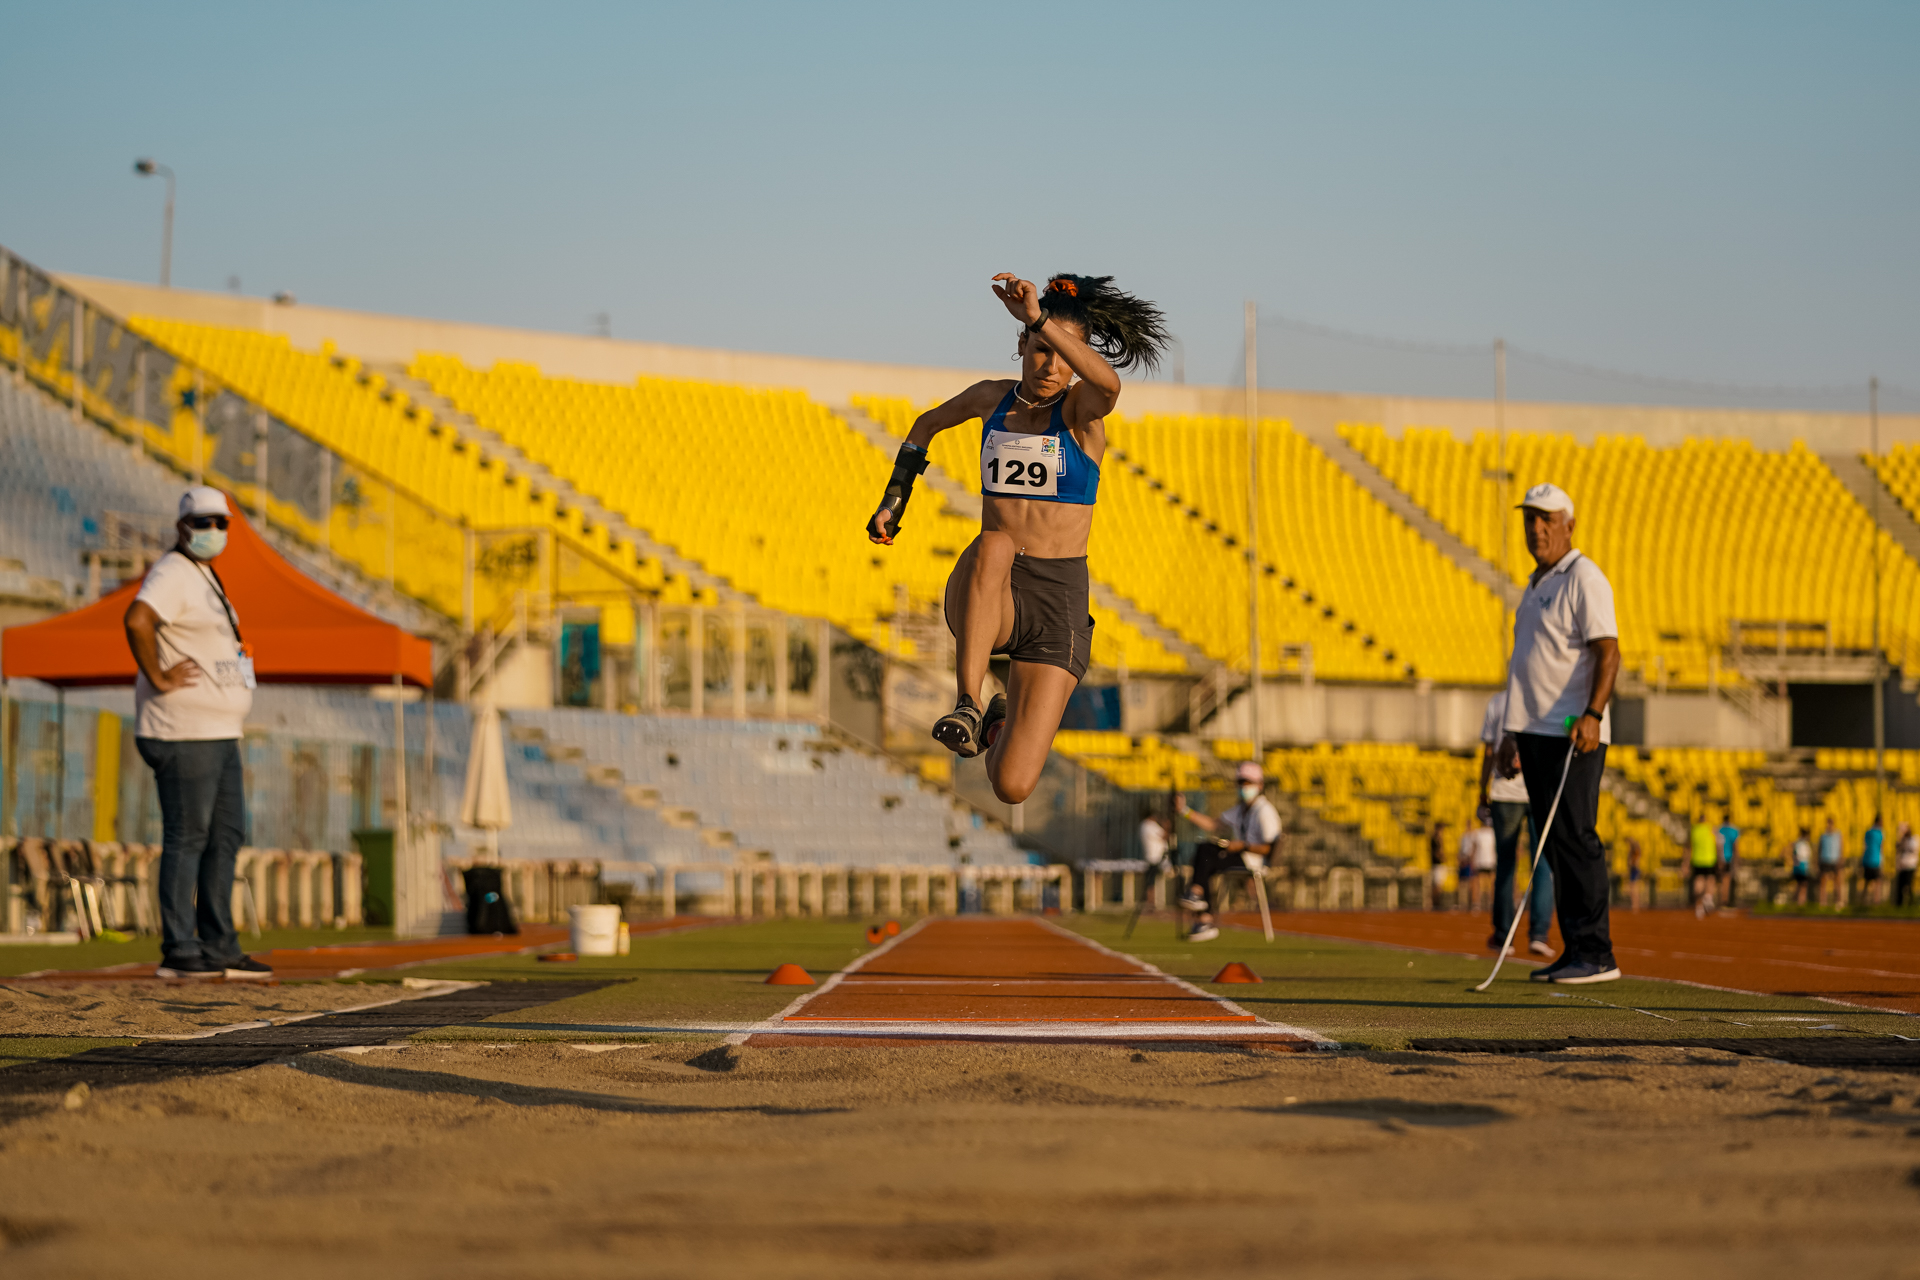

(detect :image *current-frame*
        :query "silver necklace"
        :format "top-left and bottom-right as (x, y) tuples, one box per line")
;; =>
(1012, 384), (1066, 410)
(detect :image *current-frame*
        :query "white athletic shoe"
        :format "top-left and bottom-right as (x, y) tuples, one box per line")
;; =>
(1528, 939), (1555, 958)
(1547, 962), (1622, 985)
(1188, 924), (1219, 943)
(1177, 894), (1208, 913)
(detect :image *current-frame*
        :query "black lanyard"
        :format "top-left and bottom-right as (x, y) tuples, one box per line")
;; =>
(188, 557), (245, 649)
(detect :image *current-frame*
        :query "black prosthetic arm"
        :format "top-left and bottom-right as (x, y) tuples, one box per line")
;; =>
(868, 441), (930, 544)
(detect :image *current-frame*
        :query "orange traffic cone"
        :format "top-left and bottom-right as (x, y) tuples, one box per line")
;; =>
(864, 925), (885, 944)
(765, 963), (816, 985)
(884, 920), (900, 936)
(1212, 962), (1261, 984)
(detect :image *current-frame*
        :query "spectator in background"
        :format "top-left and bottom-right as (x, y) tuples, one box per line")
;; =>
(122, 488), (271, 981)
(1428, 821), (1452, 910)
(1689, 817), (1719, 917)
(1138, 805), (1172, 906)
(1789, 826), (1814, 905)
(1861, 816), (1886, 905)
(1894, 823), (1918, 909)
(1174, 761), (1280, 943)
(1716, 816), (1740, 909)
(1478, 688), (1554, 957)
(1817, 817), (1844, 906)
(1463, 816), (1497, 914)
(1625, 837), (1645, 912)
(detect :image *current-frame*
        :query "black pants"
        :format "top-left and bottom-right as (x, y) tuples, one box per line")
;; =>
(1516, 733), (1614, 968)
(1187, 843), (1242, 913)
(1895, 868), (1915, 908)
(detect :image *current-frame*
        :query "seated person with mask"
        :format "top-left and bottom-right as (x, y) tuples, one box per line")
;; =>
(1174, 761), (1281, 943)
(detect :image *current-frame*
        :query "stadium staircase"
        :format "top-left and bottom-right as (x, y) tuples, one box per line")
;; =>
(366, 361), (740, 605)
(1311, 426), (1521, 607)
(1824, 451), (1920, 567)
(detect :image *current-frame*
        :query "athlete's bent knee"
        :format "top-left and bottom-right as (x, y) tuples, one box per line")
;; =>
(990, 765), (1038, 806)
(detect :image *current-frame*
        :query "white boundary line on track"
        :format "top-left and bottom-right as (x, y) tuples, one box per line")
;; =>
(489, 1019), (1320, 1042)
(140, 980), (488, 1040)
(1039, 917), (1335, 1046)
(720, 916), (933, 1046)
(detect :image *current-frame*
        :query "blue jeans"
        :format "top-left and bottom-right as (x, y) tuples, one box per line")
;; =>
(136, 737), (247, 966)
(1491, 799), (1554, 944)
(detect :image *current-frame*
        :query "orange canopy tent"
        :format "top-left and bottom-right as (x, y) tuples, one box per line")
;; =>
(1, 499), (433, 688)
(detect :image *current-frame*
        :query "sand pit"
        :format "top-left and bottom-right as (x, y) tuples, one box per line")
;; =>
(0, 979), (432, 1038)
(2, 1037), (1918, 1276)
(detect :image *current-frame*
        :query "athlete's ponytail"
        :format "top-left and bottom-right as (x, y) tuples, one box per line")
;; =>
(1035, 274), (1172, 375)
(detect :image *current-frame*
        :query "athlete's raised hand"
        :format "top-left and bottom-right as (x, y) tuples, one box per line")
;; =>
(867, 504), (896, 546)
(991, 274), (1042, 326)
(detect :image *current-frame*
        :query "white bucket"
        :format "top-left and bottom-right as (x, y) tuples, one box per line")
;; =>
(569, 904), (622, 957)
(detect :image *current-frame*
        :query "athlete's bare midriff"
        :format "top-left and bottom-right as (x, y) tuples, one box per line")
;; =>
(978, 378), (1104, 558)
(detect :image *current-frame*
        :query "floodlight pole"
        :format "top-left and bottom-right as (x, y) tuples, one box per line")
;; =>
(1245, 301), (1261, 757)
(1871, 376), (1885, 827)
(1496, 339), (1510, 667)
(133, 159), (175, 288)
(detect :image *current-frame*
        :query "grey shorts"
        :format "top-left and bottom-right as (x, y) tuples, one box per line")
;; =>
(954, 553), (1093, 681)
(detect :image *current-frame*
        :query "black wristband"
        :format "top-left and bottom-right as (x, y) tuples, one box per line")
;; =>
(1026, 312), (1048, 334)
(1581, 708), (1603, 723)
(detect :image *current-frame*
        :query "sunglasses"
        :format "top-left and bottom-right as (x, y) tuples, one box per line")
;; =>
(184, 515), (230, 531)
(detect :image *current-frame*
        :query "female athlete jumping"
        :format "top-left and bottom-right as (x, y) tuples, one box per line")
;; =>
(867, 272), (1168, 803)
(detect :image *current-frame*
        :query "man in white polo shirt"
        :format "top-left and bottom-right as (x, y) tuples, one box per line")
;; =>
(1492, 483), (1622, 985)
(122, 487), (271, 980)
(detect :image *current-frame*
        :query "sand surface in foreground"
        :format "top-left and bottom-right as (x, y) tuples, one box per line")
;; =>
(0, 980), (423, 1037)
(2, 1039), (1916, 1277)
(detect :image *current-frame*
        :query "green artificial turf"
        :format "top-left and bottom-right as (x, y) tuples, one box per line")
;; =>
(1064, 915), (1919, 1050)
(400, 919), (886, 1040)
(0, 1034), (139, 1070)
(0, 927), (395, 978)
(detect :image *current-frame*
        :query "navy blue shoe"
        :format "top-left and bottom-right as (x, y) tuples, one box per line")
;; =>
(1547, 960), (1622, 985)
(1528, 953), (1573, 982)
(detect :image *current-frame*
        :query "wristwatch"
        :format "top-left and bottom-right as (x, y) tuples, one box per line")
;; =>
(1580, 708), (1603, 723)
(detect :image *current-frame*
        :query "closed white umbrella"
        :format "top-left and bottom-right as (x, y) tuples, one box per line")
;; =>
(460, 700), (512, 861)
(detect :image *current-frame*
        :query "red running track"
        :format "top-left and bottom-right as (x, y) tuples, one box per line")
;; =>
(1220, 909), (1920, 1014)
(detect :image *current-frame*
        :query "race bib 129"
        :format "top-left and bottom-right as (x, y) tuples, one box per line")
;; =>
(982, 430), (1061, 497)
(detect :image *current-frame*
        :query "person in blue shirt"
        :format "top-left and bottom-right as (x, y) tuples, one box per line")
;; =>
(1717, 819), (1740, 909)
(1817, 817), (1844, 906)
(1861, 815), (1886, 905)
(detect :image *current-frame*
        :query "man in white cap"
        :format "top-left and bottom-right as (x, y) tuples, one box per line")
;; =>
(1173, 761), (1281, 942)
(1492, 483), (1621, 984)
(122, 488), (271, 979)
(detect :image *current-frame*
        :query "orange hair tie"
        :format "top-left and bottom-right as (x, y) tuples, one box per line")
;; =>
(1048, 279), (1078, 297)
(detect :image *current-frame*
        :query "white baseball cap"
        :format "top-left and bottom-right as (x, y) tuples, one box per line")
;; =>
(1235, 760), (1264, 784)
(179, 486), (231, 519)
(1516, 482), (1574, 516)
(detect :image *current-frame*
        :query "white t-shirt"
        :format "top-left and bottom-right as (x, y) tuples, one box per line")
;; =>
(1899, 835), (1919, 872)
(1463, 826), (1497, 872)
(1505, 549), (1618, 743)
(1480, 689), (1530, 804)
(1139, 818), (1169, 865)
(133, 550), (254, 740)
(1217, 796), (1282, 848)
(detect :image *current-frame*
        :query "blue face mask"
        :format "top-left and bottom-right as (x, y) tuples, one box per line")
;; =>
(187, 528), (228, 560)
(1239, 784), (1259, 803)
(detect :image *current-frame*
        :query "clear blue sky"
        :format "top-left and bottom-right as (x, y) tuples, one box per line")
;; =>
(5, 1), (1915, 409)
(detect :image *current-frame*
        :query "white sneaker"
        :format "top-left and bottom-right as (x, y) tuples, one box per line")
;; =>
(1177, 894), (1208, 913)
(1188, 924), (1219, 942)
(1528, 939), (1554, 958)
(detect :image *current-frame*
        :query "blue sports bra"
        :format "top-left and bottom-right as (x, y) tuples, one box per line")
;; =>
(978, 387), (1099, 506)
